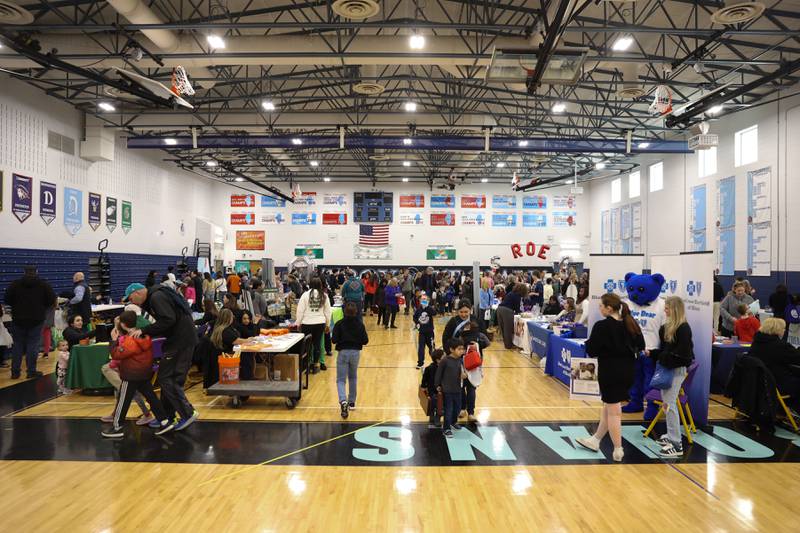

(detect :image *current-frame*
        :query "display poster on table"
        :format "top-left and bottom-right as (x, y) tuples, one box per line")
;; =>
(106, 196), (117, 232)
(63, 186), (82, 235)
(552, 195), (576, 209)
(399, 213), (424, 225)
(492, 194), (517, 209)
(430, 212), (455, 226)
(236, 231), (265, 250)
(716, 176), (735, 275)
(260, 213), (285, 224)
(231, 212), (255, 225)
(430, 194), (456, 208)
(426, 245), (456, 260)
(461, 213), (486, 226)
(527, 321), (551, 359)
(631, 202), (642, 253)
(569, 356), (601, 402)
(552, 211), (576, 227)
(323, 193), (347, 207)
(261, 196), (286, 207)
(39, 181), (56, 225)
(586, 254), (645, 331)
(522, 213), (547, 227)
(293, 192), (317, 206)
(231, 194), (256, 208)
(548, 335), (585, 385)
(11, 173), (32, 223)
(292, 212), (317, 225)
(513, 315), (530, 355)
(747, 167), (771, 276)
(399, 194), (425, 208)
(460, 194), (486, 208)
(294, 245), (323, 259)
(121, 200), (132, 234)
(522, 195), (547, 209)
(651, 252), (713, 425)
(689, 184), (707, 251)
(492, 211), (517, 227)
(88, 192), (101, 231)
(322, 213), (347, 225)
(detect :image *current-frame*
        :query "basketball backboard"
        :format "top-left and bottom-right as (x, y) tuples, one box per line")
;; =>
(484, 46), (588, 86)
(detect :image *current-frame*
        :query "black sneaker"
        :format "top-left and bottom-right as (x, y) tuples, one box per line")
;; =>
(659, 442), (683, 458)
(415, 363), (423, 370)
(452, 424), (462, 430)
(390, 325), (398, 329)
(444, 429), (454, 438)
(348, 402), (356, 411)
(101, 427), (125, 438)
(26, 371), (43, 379)
(320, 363), (327, 371)
(340, 401), (349, 419)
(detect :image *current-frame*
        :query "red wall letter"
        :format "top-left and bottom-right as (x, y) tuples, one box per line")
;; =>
(511, 243), (522, 258)
(526, 242), (536, 256)
(537, 244), (550, 260)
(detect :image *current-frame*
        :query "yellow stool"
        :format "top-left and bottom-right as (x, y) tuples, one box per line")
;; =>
(642, 386), (697, 444)
(776, 389), (799, 432)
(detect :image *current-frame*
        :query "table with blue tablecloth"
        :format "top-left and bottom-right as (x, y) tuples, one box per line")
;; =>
(545, 335), (587, 386)
(527, 321), (552, 360)
(711, 342), (751, 394)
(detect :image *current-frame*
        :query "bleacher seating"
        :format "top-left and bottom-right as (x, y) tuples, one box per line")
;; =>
(0, 247), (197, 302)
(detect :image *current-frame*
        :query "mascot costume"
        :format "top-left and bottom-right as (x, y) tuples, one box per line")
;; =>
(622, 272), (666, 420)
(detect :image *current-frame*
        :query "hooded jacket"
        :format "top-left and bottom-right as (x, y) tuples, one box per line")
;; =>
(746, 331), (800, 390)
(111, 335), (154, 381)
(341, 276), (364, 303)
(140, 285), (197, 353)
(3, 274), (56, 327)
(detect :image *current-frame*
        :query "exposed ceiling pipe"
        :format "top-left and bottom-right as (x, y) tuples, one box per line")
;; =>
(105, 0), (216, 88)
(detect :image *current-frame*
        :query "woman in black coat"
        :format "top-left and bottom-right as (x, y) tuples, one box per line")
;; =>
(748, 317), (800, 403)
(63, 315), (97, 350)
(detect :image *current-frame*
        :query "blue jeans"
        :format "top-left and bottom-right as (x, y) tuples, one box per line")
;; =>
(11, 322), (43, 374)
(628, 352), (656, 407)
(662, 366), (688, 447)
(443, 392), (461, 430)
(417, 331), (434, 366)
(336, 349), (361, 404)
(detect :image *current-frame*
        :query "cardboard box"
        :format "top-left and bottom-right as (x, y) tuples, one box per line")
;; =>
(272, 354), (299, 381)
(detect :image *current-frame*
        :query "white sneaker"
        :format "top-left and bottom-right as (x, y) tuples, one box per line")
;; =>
(612, 448), (625, 462)
(576, 436), (600, 452)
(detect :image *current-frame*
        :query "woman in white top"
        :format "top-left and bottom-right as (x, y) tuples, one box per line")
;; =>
(575, 286), (590, 326)
(296, 277), (332, 374)
(565, 274), (579, 301)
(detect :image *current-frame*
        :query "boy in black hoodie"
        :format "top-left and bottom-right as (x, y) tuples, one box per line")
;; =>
(332, 302), (369, 419)
(414, 293), (437, 369)
(420, 349), (444, 428)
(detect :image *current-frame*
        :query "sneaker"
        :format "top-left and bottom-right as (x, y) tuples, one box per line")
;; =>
(348, 402), (356, 411)
(458, 410), (467, 419)
(154, 419), (177, 436)
(576, 436), (600, 452)
(26, 371), (43, 379)
(656, 435), (670, 447)
(311, 365), (320, 374)
(428, 423), (439, 429)
(452, 424), (462, 430)
(612, 447), (625, 462)
(659, 442), (683, 458)
(340, 401), (349, 419)
(415, 363), (423, 370)
(173, 410), (199, 432)
(136, 414), (156, 426)
(100, 414), (115, 423)
(390, 325), (398, 329)
(101, 427), (125, 438)
(444, 429), (454, 438)
(320, 363), (327, 371)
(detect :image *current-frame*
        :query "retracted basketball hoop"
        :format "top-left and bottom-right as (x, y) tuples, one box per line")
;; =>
(170, 66), (195, 97)
(649, 85), (672, 116)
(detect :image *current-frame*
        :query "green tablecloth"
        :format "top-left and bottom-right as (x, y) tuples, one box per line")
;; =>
(317, 306), (344, 365)
(65, 343), (113, 389)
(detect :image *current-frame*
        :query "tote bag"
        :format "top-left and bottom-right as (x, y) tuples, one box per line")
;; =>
(649, 362), (675, 390)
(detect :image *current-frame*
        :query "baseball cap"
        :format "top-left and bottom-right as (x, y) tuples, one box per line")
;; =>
(124, 283), (147, 300)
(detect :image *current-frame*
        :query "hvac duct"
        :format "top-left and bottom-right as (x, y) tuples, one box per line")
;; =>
(80, 116), (115, 162)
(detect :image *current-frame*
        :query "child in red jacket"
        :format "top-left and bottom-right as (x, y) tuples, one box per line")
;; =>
(733, 304), (760, 343)
(101, 311), (174, 438)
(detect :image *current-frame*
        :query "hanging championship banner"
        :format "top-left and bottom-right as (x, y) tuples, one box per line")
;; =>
(121, 200), (132, 234)
(64, 187), (83, 235)
(235, 231), (265, 250)
(399, 213), (424, 225)
(461, 213), (486, 226)
(11, 173), (32, 223)
(88, 192), (101, 231)
(399, 194), (425, 208)
(322, 213), (347, 225)
(231, 213), (255, 225)
(293, 192), (317, 206)
(261, 196), (286, 207)
(492, 212), (517, 227)
(522, 213), (547, 227)
(552, 211), (577, 227)
(39, 181), (56, 225)
(460, 194), (486, 208)
(522, 195), (547, 209)
(231, 194), (256, 208)
(492, 194), (516, 208)
(106, 197), (117, 232)
(430, 212), (455, 226)
(292, 212), (317, 225)
(294, 245), (324, 259)
(260, 213), (285, 225)
(323, 193), (347, 207)
(426, 245), (456, 260)
(430, 194), (455, 208)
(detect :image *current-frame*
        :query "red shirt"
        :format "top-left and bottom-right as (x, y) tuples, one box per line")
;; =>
(734, 316), (760, 343)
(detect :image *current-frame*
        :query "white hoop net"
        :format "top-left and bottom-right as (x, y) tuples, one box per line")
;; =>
(649, 85), (672, 116)
(171, 66), (195, 96)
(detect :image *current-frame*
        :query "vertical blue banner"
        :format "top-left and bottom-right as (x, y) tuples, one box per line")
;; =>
(716, 176), (735, 275)
(64, 187), (83, 235)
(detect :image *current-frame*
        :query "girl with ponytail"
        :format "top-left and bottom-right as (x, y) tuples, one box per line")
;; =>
(577, 292), (645, 462)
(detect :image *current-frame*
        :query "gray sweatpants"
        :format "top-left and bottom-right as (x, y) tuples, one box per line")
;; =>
(496, 306), (516, 349)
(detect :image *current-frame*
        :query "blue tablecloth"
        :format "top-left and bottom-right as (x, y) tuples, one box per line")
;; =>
(546, 335), (587, 385)
(711, 342), (750, 394)
(527, 322), (552, 360)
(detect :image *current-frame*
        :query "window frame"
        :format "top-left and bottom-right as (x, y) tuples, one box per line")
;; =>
(628, 170), (641, 199)
(611, 177), (622, 204)
(734, 125), (758, 167)
(649, 161), (664, 192)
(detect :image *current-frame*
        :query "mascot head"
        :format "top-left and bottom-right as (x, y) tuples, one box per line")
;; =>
(624, 272), (665, 306)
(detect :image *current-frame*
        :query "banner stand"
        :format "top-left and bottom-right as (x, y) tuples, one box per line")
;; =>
(587, 254), (645, 332)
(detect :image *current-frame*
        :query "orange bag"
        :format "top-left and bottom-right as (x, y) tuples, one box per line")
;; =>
(218, 354), (240, 384)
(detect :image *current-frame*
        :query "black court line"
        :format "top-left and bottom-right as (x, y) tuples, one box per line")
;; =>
(668, 463), (721, 500)
(0, 373), (59, 417)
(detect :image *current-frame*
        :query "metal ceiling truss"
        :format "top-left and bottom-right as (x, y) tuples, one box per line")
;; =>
(1, 0), (797, 186)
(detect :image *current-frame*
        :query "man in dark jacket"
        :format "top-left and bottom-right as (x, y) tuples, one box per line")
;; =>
(126, 282), (198, 430)
(3, 266), (56, 378)
(64, 271), (92, 325)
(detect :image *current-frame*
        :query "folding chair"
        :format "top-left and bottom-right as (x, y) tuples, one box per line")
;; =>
(776, 388), (799, 432)
(643, 361), (699, 444)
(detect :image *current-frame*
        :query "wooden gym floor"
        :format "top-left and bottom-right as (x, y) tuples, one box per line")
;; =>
(1, 312), (799, 533)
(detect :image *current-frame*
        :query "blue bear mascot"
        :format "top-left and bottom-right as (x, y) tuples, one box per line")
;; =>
(621, 272), (666, 420)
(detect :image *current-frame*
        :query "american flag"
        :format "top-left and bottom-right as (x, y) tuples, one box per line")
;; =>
(359, 224), (389, 246)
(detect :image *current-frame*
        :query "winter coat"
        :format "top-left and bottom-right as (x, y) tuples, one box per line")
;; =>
(725, 355), (779, 433)
(3, 274), (57, 327)
(111, 335), (155, 381)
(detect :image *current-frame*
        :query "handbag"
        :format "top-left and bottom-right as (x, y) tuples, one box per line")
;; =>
(464, 344), (482, 370)
(649, 362), (675, 390)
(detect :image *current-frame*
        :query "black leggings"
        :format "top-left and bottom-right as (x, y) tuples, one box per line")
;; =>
(383, 305), (398, 327)
(301, 323), (326, 365)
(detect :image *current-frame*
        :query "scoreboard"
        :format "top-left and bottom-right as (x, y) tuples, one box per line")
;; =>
(354, 192), (393, 223)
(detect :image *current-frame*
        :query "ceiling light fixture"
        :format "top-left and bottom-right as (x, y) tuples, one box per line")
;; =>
(234, 177), (245, 182)
(481, 178), (488, 183)
(612, 35), (634, 52)
(310, 160), (319, 167)
(595, 162), (606, 169)
(409, 34), (425, 50)
(496, 162), (506, 168)
(551, 102), (567, 114)
(291, 138), (303, 145)
(638, 142), (651, 149)
(98, 102), (116, 112)
(205, 160), (217, 167)
(164, 138), (177, 146)
(206, 34), (226, 49)
(404, 101), (417, 112)
(707, 104), (724, 115)
(403, 161), (411, 167)
(323, 177), (331, 182)
(403, 138), (413, 146)
(518, 140), (529, 147)
(261, 100), (276, 111)
(402, 177), (409, 182)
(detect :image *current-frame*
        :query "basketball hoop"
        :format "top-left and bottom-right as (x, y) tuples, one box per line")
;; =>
(649, 85), (672, 116)
(170, 66), (195, 97)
